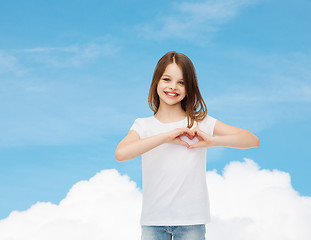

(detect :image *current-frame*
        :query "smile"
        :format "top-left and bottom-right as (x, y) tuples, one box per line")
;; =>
(165, 91), (179, 97)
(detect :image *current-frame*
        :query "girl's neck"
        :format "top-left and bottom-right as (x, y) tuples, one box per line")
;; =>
(154, 104), (186, 122)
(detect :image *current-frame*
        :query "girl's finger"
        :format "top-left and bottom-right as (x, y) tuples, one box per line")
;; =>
(194, 129), (201, 137)
(186, 132), (194, 140)
(185, 128), (193, 135)
(193, 128), (206, 138)
(191, 129), (195, 137)
(180, 129), (193, 138)
(187, 141), (203, 149)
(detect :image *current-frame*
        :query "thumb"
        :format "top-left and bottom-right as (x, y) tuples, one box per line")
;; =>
(187, 141), (205, 149)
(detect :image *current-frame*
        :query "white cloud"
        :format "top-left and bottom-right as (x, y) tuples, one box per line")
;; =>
(206, 158), (311, 239)
(0, 51), (27, 76)
(20, 46), (79, 53)
(0, 158), (310, 240)
(137, 0), (258, 43)
(18, 40), (120, 68)
(177, 0), (257, 20)
(0, 169), (142, 240)
(0, 37), (119, 77)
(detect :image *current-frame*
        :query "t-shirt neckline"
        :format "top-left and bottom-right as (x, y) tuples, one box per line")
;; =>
(152, 115), (187, 125)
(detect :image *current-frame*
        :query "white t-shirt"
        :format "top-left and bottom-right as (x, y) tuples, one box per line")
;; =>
(130, 115), (217, 226)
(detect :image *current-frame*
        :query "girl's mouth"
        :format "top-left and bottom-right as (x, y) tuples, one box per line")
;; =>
(165, 91), (179, 97)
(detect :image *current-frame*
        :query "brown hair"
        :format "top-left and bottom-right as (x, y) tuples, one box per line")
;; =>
(148, 51), (208, 128)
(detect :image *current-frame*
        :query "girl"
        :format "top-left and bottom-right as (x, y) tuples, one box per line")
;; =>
(115, 51), (259, 240)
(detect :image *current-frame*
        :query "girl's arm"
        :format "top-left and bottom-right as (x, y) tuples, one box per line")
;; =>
(212, 120), (260, 148)
(115, 127), (194, 162)
(188, 120), (260, 149)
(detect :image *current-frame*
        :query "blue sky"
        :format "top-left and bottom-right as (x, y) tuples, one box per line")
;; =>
(0, 0), (310, 220)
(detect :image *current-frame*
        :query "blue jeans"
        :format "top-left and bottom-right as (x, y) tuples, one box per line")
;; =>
(141, 224), (206, 240)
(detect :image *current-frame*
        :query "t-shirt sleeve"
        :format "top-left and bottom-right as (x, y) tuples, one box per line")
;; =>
(200, 115), (217, 136)
(129, 118), (144, 138)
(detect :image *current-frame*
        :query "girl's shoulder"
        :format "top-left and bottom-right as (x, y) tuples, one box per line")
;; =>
(196, 115), (217, 134)
(132, 116), (154, 125)
(196, 114), (217, 124)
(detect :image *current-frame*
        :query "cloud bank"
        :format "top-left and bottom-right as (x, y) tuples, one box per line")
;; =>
(206, 158), (311, 239)
(1, 158), (310, 240)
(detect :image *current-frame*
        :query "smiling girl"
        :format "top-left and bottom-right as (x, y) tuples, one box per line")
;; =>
(115, 51), (260, 240)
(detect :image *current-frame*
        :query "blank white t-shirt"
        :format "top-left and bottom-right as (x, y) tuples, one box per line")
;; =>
(130, 115), (217, 226)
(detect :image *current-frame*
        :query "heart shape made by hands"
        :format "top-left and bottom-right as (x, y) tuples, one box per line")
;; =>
(179, 135), (199, 145)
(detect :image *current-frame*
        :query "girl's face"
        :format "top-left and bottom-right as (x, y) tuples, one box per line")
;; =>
(156, 63), (186, 107)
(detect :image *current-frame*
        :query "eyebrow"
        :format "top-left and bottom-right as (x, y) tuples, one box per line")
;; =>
(162, 74), (184, 80)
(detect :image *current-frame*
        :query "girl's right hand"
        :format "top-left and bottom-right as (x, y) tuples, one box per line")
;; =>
(164, 127), (195, 147)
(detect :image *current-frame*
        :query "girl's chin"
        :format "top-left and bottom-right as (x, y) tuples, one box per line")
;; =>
(159, 99), (184, 106)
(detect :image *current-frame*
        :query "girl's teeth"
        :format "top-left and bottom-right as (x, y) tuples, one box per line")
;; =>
(167, 92), (177, 96)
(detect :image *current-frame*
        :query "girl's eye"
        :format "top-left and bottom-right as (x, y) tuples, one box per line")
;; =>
(179, 81), (184, 85)
(163, 78), (170, 81)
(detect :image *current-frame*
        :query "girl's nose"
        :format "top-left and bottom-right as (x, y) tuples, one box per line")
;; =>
(169, 82), (177, 90)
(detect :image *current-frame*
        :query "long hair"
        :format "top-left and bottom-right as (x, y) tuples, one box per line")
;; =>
(148, 51), (208, 128)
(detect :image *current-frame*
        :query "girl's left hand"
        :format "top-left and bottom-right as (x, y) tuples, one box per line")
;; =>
(187, 127), (215, 149)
